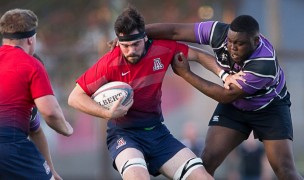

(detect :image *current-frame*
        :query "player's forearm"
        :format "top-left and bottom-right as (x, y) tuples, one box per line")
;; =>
(182, 71), (238, 103)
(68, 89), (110, 120)
(145, 23), (175, 39)
(145, 23), (196, 42)
(188, 46), (223, 77)
(43, 112), (73, 136)
(35, 95), (73, 136)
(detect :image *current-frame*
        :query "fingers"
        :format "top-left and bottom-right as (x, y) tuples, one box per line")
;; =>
(223, 82), (230, 90)
(106, 40), (113, 48)
(108, 96), (132, 118)
(174, 52), (186, 62)
(235, 72), (246, 82)
(107, 38), (119, 50)
(236, 71), (246, 76)
(125, 98), (134, 110)
(224, 74), (243, 89)
(111, 96), (124, 110)
(179, 52), (186, 60)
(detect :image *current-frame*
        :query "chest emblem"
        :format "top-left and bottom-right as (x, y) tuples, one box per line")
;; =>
(153, 58), (164, 71)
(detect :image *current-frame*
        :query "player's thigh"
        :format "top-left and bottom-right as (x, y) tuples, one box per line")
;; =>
(115, 148), (149, 180)
(203, 126), (247, 163)
(263, 139), (297, 170)
(115, 147), (145, 170)
(159, 148), (208, 179)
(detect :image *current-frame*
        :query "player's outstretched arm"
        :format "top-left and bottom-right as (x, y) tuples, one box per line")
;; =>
(187, 45), (223, 76)
(172, 51), (247, 103)
(145, 23), (196, 42)
(34, 95), (73, 136)
(187, 46), (244, 89)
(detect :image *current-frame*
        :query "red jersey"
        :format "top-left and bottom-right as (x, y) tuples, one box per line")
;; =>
(0, 45), (53, 135)
(77, 40), (189, 128)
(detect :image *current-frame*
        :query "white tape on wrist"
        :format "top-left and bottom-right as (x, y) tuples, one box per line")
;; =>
(218, 70), (224, 78)
(218, 70), (229, 82)
(221, 73), (229, 82)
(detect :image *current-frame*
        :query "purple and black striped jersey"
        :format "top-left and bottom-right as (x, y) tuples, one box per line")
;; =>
(194, 21), (287, 111)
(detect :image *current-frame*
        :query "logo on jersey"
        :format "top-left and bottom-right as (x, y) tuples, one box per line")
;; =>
(121, 71), (130, 76)
(212, 115), (219, 122)
(43, 161), (51, 174)
(153, 58), (164, 71)
(116, 137), (126, 149)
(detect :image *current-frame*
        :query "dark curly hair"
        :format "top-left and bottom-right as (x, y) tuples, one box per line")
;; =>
(114, 6), (145, 36)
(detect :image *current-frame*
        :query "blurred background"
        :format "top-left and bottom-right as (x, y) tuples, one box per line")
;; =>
(1, 0), (303, 179)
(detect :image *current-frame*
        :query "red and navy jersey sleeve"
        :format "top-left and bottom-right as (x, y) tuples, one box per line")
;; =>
(76, 50), (116, 96)
(29, 59), (54, 98)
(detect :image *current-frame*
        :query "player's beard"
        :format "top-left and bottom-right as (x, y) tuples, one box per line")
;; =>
(125, 54), (141, 64)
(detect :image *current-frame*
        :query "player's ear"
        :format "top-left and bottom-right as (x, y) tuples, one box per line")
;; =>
(144, 35), (148, 42)
(27, 36), (34, 45)
(254, 36), (260, 46)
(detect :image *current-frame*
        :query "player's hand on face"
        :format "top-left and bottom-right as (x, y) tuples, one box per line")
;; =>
(107, 37), (119, 50)
(172, 52), (191, 77)
(224, 71), (246, 89)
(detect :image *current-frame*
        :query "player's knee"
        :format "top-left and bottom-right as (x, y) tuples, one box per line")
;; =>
(201, 150), (221, 175)
(119, 158), (147, 177)
(173, 157), (204, 180)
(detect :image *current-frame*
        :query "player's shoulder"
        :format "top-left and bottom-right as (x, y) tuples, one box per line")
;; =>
(10, 48), (42, 67)
(248, 36), (275, 61)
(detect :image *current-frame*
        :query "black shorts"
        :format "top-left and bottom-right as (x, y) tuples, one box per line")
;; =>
(209, 92), (293, 141)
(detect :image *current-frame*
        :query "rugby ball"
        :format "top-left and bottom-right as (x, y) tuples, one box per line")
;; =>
(91, 81), (133, 110)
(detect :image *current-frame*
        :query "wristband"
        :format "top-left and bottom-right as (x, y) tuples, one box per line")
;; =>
(218, 70), (229, 82)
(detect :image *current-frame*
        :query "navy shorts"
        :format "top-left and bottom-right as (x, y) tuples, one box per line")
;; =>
(0, 128), (52, 180)
(107, 123), (186, 176)
(209, 93), (293, 141)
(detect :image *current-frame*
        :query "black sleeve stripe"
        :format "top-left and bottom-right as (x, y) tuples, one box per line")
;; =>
(210, 22), (229, 48)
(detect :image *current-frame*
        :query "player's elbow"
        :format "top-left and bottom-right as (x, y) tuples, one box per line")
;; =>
(216, 93), (238, 104)
(68, 92), (79, 109)
(67, 94), (74, 107)
(218, 98), (235, 104)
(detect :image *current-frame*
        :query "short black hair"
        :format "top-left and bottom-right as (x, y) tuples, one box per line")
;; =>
(114, 6), (145, 36)
(230, 15), (259, 35)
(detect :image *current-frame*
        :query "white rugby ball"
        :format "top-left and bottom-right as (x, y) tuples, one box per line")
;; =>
(91, 81), (133, 110)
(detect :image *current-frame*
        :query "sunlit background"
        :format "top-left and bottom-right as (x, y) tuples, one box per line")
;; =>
(1, 0), (303, 179)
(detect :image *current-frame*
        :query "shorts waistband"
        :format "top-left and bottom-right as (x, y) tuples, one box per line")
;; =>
(123, 122), (164, 131)
(0, 127), (27, 143)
